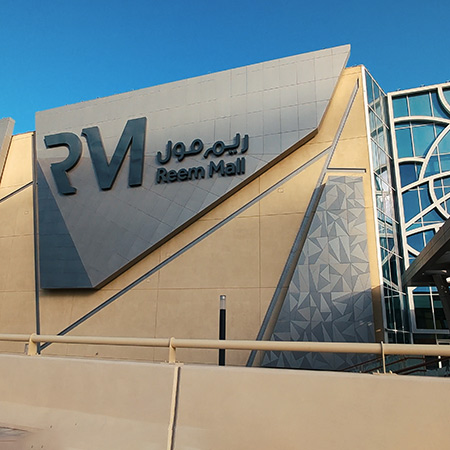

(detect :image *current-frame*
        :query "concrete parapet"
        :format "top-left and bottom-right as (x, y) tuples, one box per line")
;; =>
(0, 354), (449, 449)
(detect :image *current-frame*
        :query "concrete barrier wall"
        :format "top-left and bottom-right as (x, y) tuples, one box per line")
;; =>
(0, 354), (176, 449)
(175, 365), (450, 449)
(0, 354), (449, 449)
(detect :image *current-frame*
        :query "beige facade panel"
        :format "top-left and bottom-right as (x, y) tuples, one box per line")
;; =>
(0, 133), (33, 199)
(0, 133), (36, 353)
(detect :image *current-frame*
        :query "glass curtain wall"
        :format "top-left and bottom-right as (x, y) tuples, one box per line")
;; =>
(365, 70), (411, 343)
(389, 84), (450, 343)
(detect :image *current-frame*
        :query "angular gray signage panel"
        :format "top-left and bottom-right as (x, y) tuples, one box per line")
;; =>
(36, 45), (350, 288)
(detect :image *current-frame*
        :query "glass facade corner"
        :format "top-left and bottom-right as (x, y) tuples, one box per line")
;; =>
(364, 69), (411, 343)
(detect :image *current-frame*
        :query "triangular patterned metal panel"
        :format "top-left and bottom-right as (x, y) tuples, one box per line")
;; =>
(264, 176), (375, 370)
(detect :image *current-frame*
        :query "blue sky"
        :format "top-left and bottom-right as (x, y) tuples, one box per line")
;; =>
(1, 0), (449, 133)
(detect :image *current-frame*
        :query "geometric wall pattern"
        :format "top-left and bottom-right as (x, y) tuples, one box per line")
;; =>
(262, 176), (375, 370)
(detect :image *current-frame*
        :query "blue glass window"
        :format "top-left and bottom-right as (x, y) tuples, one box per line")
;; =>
(382, 260), (390, 280)
(433, 178), (444, 199)
(419, 185), (432, 209)
(407, 223), (421, 232)
(385, 298), (394, 328)
(378, 126), (386, 149)
(375, 173), (390, 191)
(411, 217), (424, 228)
(390, 255), (399, 286)
(379, 224), (394, 251)
(444, 187), (450, 203)
(408, 233), (425, 252)
(412, 124), (436, 157)
(377, 209), (386, 222)
(440, 153), (450, 172)
(399, 162), (421, 187)
(409, 93), (432, 116)
(373, 83), (380, 102)
(371, 141), (379, 168)
(413, 286), (429, 293)
(443, 88), (450, 107)
(366, 73), (374, 104)
(424, 155), (440, 176)
(376, 194), (384, 211)
(373, 145), (388, 174)
(402, 189), (420, 222)
(379, 147), (388, 168)
(424, 229), (435, 244)
(438, 130), (450, 154)
(433, 301), (447, 329)
(414, 294), (434, 329)
(431, 92), (450, 119)
(423, 209), (444, 223)
(369, 110), (377, 131)
(382, 96), (389, 123)
(393, 294), (403, 326)
(395, 126), (414, 158)
(393, 96), (408, 117)
(375, 98), (382, 118)
(372, 114), (383, 143)
(376, 194), (393, 218)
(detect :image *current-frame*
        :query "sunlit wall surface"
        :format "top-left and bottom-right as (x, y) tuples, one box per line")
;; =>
(389, 83), (450, 343)
(365, 70), (410, 343)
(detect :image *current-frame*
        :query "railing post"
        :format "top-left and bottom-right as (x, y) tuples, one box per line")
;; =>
(380, 341), (386, 374)
(169, 337), (176, 363)
(219, 295), (226, 366)
(27, 334), (38, 356)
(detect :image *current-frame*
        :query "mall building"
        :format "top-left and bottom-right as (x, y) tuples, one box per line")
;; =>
(0, 44), (449, 370)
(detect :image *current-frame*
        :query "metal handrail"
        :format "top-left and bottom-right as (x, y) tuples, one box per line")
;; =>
(0, 334), (31, 342)
(1, 334), (450, 372)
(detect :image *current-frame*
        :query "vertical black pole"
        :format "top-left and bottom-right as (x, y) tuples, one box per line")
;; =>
(219, 295), (226, 366)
